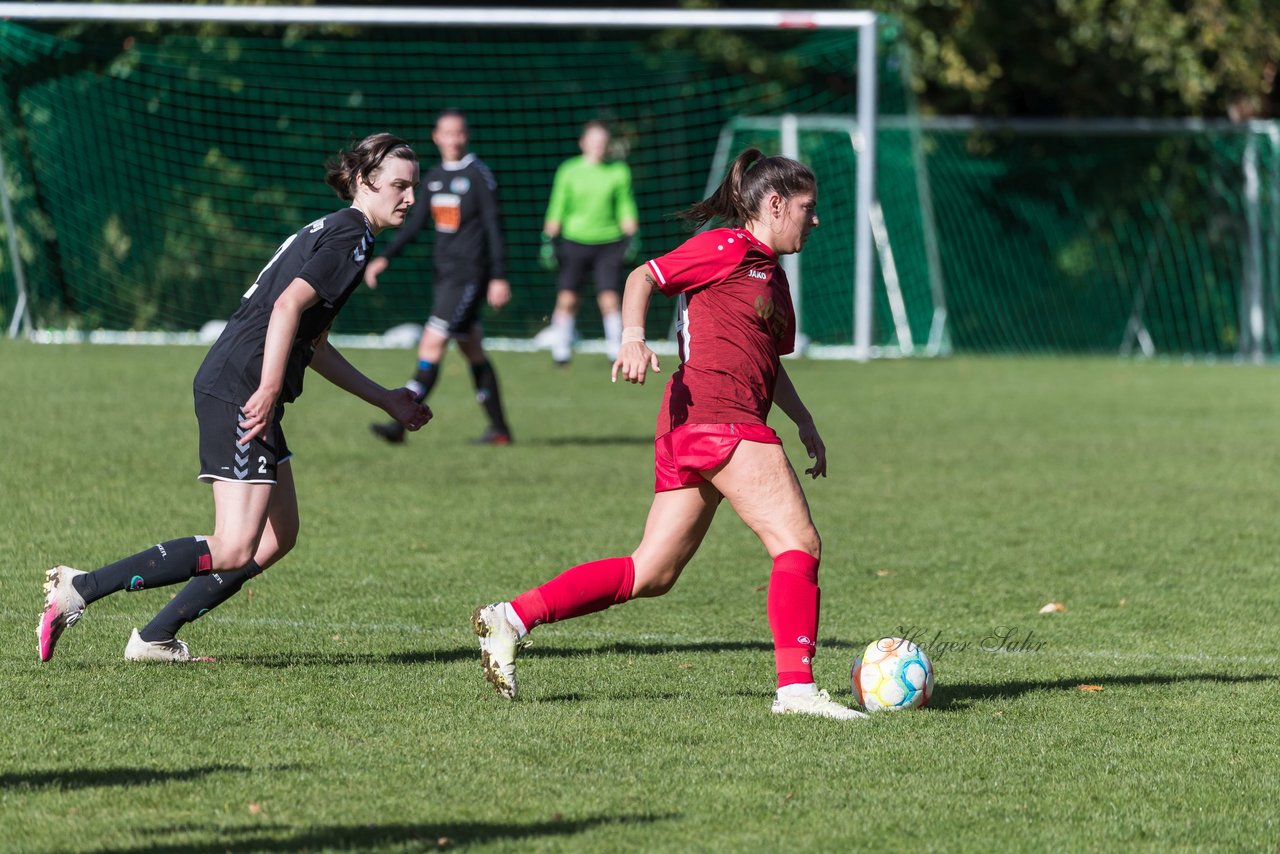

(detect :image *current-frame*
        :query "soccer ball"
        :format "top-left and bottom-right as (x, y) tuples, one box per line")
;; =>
(851, 637), (935, 711)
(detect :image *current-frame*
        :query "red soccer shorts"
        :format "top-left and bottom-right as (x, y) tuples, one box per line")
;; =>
(654, 422), (782, 492)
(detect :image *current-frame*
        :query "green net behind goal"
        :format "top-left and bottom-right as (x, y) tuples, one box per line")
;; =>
(0, 19), (914, 348)
(907, 122), (1280, 356)
(5, 18), (1277, 357)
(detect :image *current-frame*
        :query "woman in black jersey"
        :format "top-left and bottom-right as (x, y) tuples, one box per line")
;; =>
(365, 110), (514, 445)
(36, 133), (431, 663)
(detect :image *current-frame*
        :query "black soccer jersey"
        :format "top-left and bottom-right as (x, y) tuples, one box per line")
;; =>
(381, 153), (506, 281)
(194, 207), (373, 406)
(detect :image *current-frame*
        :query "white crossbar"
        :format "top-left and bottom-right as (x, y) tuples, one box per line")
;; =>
(0, 4), (876, 28)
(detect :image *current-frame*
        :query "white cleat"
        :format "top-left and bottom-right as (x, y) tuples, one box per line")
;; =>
(37, 566), (87, 662)
(471, 603), (522, 699)
(550, 335), (573, 366)
(124, 628), (192, 662)
(772, 688), (870, 721)
(532, 325), (557, 348)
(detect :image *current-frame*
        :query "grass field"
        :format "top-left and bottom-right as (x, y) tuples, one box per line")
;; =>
(3, 341), (1280, 852)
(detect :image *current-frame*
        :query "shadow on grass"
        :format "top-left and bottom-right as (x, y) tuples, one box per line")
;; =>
(932, 672), (1275, 711)
(515, 692), (590, 703)
(522, 434), (653, 447)
(238, 650), (471, 668)
(240, 639), (775, 668)
(102, 812), (678, 853)
(0, 764), (281, 791)
(515, 639), (774, 658)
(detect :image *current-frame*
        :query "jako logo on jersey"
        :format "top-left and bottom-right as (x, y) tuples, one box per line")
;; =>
(427, 180), (445, 192)
(748, 269), (768, 280)
(129, 575), (145, 590)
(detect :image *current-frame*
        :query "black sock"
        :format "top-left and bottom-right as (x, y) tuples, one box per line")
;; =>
(72, 537), (213, 604)
(138, 560), (264, 642)
(470, 360), (509, 435)
(407, 360), (440, 403)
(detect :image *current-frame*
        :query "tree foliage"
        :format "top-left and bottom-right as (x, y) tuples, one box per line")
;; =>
(870, 0), (1279, 117)
(654, 0), (1279, 117)
(22, 0), (1280, 118)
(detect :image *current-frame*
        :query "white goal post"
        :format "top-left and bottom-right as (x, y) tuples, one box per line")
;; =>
(706, 114), (949, 358)
(0, 3), (884, 358)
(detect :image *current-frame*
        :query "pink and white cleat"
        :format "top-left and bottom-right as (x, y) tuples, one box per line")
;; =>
(37, 566), (87, 662)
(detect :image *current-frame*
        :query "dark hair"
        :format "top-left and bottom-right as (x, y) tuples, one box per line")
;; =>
(679, 148), (816, 229)
(325, 133), (416, 200)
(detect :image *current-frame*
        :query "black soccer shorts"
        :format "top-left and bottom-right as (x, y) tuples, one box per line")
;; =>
(194, 392), (291, 485)
(555, 237), (628, 294)
(426, 274), (486, 339)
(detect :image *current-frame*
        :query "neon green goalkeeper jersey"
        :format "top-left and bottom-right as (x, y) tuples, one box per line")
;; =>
(544, 156), (639, 244)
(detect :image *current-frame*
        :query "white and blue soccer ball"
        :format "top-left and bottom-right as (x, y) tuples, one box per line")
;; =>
(851, 637), (935, 711)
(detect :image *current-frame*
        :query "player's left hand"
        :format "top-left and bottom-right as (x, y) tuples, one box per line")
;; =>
(363, 256), (390, 289)
(384, 387), (433, 432)
(487, 278), (511, 310)
(611, 341), (660, 385)
(797, 419), (827, 478)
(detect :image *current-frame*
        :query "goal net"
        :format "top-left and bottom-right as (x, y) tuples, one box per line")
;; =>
(0, 6), (935, 358)
(893, 117), (1280, 359)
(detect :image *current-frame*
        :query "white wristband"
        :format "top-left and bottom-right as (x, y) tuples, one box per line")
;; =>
(621, 326), (646, 344)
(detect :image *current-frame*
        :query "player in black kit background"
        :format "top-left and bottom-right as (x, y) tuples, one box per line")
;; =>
(36, 133), (432, 663)
(365, 110), (514, 445)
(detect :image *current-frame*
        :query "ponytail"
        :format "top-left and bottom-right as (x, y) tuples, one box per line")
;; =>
(325, 132), (417, 200)
(679, 148), (815, 229)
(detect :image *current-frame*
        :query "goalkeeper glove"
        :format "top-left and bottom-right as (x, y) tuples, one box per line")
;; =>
(622, 231), (641, 264)
(538, 233), (558, 271)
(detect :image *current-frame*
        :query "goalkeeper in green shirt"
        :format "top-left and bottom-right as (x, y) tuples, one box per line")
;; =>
(539, 121), (639, 364)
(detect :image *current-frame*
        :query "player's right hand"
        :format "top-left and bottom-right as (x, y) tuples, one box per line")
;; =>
(538, 234), (557, 272)
(239, 386), (280, 444)
(611, 341), (660, 385)
(384, 387), (432, 431)
(363, 256), (390, 288)
(622, 231), (641, 264)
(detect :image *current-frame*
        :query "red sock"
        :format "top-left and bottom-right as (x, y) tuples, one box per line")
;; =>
(768, 550), (820, 688)
(510, 556), (635, 630)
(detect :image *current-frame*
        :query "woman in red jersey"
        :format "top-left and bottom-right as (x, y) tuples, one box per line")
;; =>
(473, 149), (864, 719)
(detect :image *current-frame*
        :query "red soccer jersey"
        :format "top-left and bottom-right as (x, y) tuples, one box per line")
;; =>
(646, 227), (796, 437)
